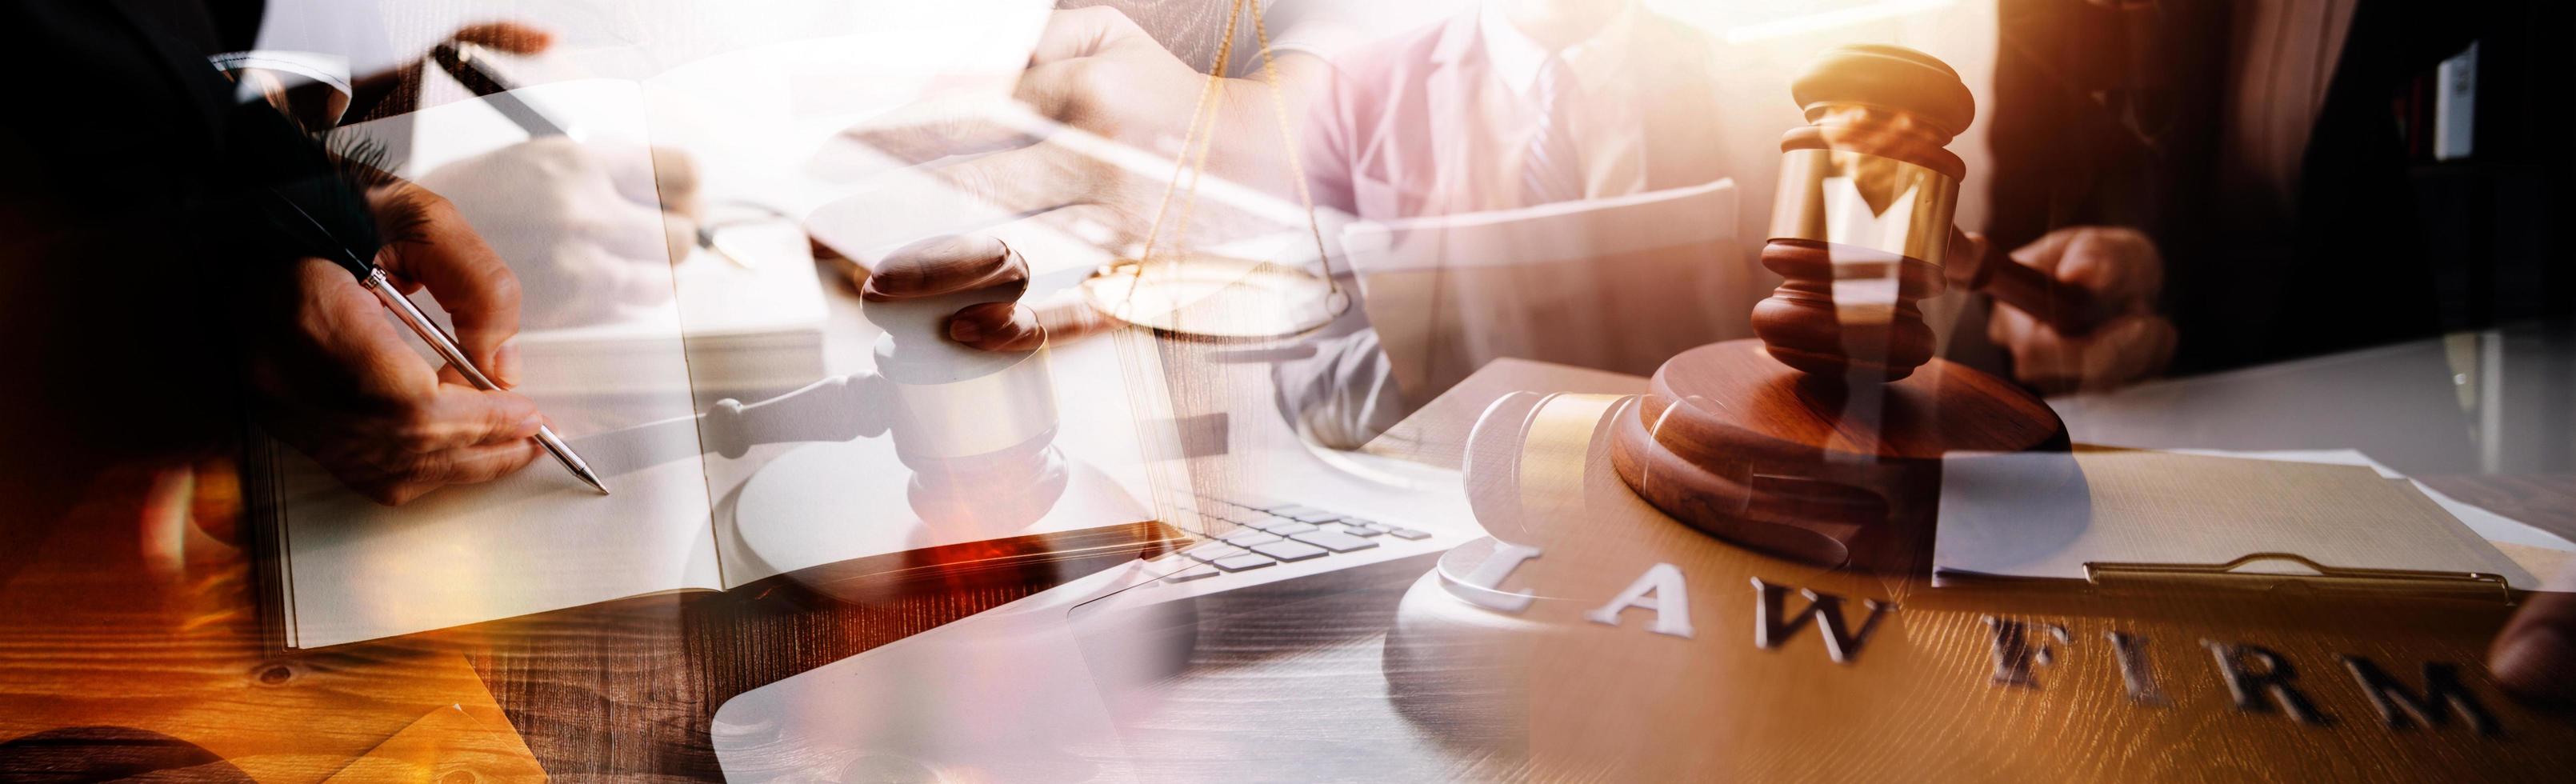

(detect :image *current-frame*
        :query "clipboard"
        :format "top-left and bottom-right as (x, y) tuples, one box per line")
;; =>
(2078, 552), (2514, 604)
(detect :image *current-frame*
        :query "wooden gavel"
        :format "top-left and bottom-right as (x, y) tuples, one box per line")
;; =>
(1750, 45), (2113, 382)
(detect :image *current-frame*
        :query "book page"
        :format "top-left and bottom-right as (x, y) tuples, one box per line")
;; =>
(276, 80), (718, 648)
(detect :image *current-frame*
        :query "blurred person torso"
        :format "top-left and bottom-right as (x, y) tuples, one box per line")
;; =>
(1305, 0), (1723, 220)
(1279, 0), (1744, 447)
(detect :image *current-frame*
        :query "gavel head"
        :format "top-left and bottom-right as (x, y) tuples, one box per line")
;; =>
(860, 234), (1065, 530)
(861, 234), (1035, 377)
(1751, 44), (1974, 382)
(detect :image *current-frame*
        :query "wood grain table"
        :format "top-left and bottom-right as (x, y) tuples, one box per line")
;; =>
(4, 356), (2569, 780)
(468, 352), (2576, 780)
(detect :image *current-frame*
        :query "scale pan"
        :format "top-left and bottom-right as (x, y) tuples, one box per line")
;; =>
(1081, 255), (1348, 340)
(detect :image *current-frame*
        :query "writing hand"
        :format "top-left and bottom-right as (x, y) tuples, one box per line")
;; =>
(416, 138), (701, 330)
(344, 22), (555, 122)
(250, 184), (542, 505)
(830, 6), (1323, 247)
(1975, 226), (2177, 394)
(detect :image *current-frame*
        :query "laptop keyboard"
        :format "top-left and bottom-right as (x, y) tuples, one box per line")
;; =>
(1154, 496), (1434, 583)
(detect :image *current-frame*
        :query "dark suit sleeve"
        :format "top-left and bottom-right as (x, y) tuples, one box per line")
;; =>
(0, 0), (366, 461)
(1983, 0), (2543, 373)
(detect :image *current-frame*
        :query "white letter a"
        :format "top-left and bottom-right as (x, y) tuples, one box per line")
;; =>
(1586, 562), (1694, 638)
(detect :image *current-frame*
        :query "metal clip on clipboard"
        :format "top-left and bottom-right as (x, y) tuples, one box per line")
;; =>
(2082, 553), (2514, 606)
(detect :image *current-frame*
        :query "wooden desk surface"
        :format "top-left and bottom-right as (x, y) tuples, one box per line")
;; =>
(2, 357), (2567, 779)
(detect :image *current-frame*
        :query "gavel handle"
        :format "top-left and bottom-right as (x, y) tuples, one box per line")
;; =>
(702, 373), (891, 458)
(1967, 246), (2119, 337)
(556, 373), (893, 478)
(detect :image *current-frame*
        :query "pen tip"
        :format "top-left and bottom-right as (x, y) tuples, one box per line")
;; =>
(565, 463), (609, 494)
(534, 428), (610, 494)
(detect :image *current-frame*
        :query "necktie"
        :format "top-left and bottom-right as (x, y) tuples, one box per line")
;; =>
(1520, 54), (1586, 206)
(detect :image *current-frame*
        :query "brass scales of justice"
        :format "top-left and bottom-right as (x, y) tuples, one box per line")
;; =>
(1074, 0), (1350, 341)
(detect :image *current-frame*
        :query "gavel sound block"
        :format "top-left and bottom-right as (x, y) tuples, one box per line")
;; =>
(1609, 45), (2070, 574)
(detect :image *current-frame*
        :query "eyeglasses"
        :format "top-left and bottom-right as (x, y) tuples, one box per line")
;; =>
(694, 200), (798, 270)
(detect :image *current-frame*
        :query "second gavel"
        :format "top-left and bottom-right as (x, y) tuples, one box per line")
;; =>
(1752, 45), (2109, 382)
(1608, 44), (2073, 573)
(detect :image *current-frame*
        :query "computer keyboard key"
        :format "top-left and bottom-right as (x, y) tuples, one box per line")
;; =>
(1183, 543), (1247, 562)
(1335, 524), (1383, 538)
(1163, 565), (1222, 583)
(1211, 554), (1278, 572)
(1220, 530), (1282, 546)
(1249, 541), (1329, 562)
(1183, 538), (1241, 554)
(1383, 527), (1432, 540)
(1287, 530), (1379, 553)
(1338, 517), (1379, 528)
(1258, 521), (1318, 536)
(1283, 510), (1344, 522)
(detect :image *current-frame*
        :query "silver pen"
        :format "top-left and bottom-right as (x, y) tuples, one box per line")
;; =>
(359, 267), (610, 494)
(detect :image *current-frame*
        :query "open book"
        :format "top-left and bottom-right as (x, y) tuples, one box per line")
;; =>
(246, 6), (1178, 649)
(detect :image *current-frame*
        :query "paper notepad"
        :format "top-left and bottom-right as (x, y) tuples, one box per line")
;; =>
(1934, 449), (2537, 589)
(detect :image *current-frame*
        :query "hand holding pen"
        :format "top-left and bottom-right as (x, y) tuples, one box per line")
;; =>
(251, 181), (605, 504)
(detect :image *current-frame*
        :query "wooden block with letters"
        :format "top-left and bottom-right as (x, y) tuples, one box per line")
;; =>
(1426, 363), (2576, 781)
